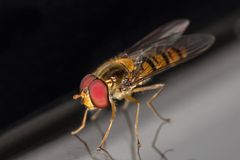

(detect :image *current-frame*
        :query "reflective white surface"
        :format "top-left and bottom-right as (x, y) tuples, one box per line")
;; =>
(15, 40), (240, 160)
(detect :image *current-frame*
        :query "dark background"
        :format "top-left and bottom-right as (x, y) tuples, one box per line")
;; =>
(0, 0), (239, 132)
(0, 0), (240, 159)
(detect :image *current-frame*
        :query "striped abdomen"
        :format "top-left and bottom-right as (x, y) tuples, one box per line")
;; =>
(138, 47), (187, 78)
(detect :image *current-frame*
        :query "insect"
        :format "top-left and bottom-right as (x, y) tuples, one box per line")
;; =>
(72, 19), (215, 152)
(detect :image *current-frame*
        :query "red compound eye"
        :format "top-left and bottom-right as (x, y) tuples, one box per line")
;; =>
(89, 79), (109, 109)
(80, 74), (95, 89)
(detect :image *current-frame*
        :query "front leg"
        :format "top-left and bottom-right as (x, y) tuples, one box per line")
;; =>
(97, 100), (116, 150)
(71, 108), (89, 135)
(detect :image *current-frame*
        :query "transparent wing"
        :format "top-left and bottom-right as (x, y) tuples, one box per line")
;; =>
(130, 34), (215, 84)
(126, 19), (190, 53)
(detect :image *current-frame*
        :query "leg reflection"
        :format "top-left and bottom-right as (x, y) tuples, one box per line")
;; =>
(98, 147), (114, 160)
(74, 134), (99, 160)
(74, 112), (114, 160)
(152, 122), (173, 160)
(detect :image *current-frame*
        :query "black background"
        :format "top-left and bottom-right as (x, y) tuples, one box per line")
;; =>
(0, 0), (239, 131)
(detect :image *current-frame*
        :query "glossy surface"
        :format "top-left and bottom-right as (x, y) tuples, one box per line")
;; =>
(13, 37), (240, 160)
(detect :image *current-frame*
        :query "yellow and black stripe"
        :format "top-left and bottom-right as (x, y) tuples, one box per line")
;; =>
(114, 47), (188, 80)
(138, 47), (187, 78)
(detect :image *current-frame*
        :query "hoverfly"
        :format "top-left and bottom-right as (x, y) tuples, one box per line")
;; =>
(72, 19), (215, 152)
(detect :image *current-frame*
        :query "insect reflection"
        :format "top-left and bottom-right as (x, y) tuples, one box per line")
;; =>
(74, 109), (172, 160)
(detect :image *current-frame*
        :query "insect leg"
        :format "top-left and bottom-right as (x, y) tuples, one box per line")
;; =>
(121, 102), (138, 160)
(132, 83), (170, 122)
(94, 120), (114, 159)
(97, 100), (116, 151)
(90, 109), (102, 121)
(121, 99), (130, 110)
(125, 95), (142, 160)
(71, 108), (89, 135)
(125, 96), (141, 146)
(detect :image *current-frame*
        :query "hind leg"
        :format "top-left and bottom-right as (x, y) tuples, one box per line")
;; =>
(132, 83), (170, 122)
